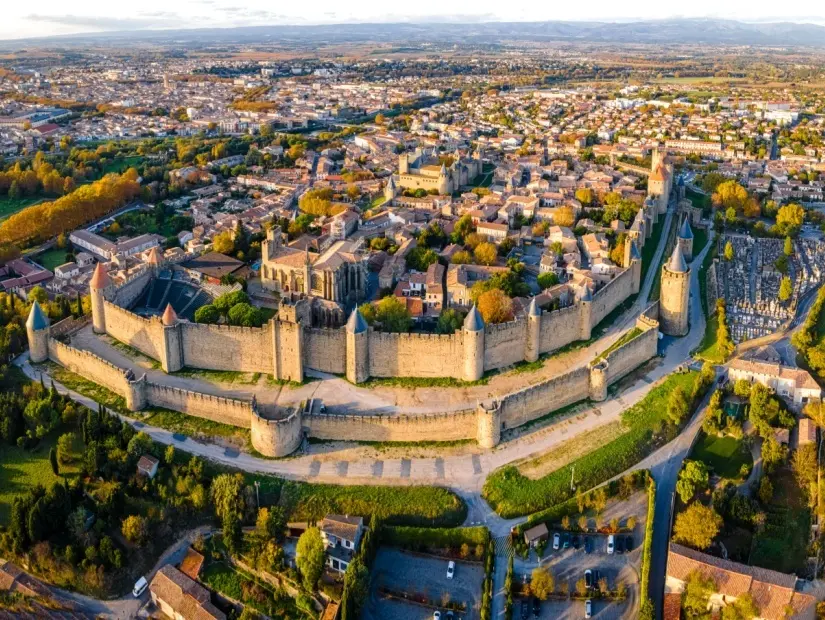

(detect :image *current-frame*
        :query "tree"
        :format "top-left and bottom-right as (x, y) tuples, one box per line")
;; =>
(779, 276), (792, 302)
(451, 250), (473, 264)
(436, 308), (464, 334)
(537, 272), (559, 290)
(784, 236), (794, 257)
(164, 444), (175, 465)
(227, 303), (263, 327)
(554, 205), (577, 227)
(211, 231), (235, 254)
(477, 288), (514, 324)
(341, 556), (370, 620)
(127, 431), (153, 457)
(56, 433), (75, 464)
(682, 571), (716, 618)
(49, 447), (58, 476)
(673, 502), (722, 550)
(724, 241), (734, 261)
(575, 188), (594, 206)
(667, 386), (690, 425)
(775, 203), (805, 237)
(720, 592), (760, 620)
(255, 506), (286, 542)
(761, 435), (788, 473)
(474, 242), (498, 266)
(676, 461), (709, 504)
(405, 246), (438, 272)
(122, 515), (149, 545)
(530, 567), (554, 600)
(712, 180), (749, 213)
(792, 442), (818, 495)
(359, 296), (412, 333)
(296, 527), (325, 591)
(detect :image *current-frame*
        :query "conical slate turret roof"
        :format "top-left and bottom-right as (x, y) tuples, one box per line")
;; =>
(678, 217), (693, 240)
(580, 286), (592, 302)
(527, 297), (541, 317)
(629, 240), (641, 261)
(667, 244), (688, 273)
(463, 305), (484, 331)
(161, 303), (178, 326)
(90, 262), (112, 289)
(26, 300), (49, 330)
(346, 308), (368, 334)
(146, 246), (163, 265)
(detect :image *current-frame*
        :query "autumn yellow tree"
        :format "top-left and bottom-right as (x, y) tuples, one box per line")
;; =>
(474, 242), (498, 266)
(477, 288), (513, 324)
(554, 205), (577, 227)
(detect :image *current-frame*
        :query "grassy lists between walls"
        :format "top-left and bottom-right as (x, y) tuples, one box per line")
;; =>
(278, 480), (467, 527)
(483, 371), (701, 518)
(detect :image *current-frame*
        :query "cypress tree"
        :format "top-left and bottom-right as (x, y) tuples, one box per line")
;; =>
(49, 447), (59, 476)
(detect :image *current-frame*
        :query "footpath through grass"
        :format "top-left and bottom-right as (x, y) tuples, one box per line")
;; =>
(482, 371), (700, 518)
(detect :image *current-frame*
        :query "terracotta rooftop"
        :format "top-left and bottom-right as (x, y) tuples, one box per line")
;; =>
(149, 565), (225, 620)
(90, 262), (112, 289)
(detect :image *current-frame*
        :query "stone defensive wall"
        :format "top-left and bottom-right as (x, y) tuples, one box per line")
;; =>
(89, 253), (642, 385)
(38, 305), (659, 456)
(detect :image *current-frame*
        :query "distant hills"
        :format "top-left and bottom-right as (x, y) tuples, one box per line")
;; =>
(5, 18), (825, 47)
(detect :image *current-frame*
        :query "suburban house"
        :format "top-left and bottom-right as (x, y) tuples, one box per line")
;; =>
(149, 565), (226, 620)
(137, 455), (160, 479)
(665, 543), (816, 619)
(522, 523), (549, 548)
(319, 515), (365, 574)
(727, 358), (822, 409)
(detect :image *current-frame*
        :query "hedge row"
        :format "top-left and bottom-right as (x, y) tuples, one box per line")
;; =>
(381, 525), (490, 550)
(640, 476), (656, 602)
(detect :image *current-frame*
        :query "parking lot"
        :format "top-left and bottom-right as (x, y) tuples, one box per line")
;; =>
(512, 532), (640, 619)
(361, 547), (485, 620)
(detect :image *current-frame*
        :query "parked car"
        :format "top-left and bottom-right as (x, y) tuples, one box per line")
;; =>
(521, 600), (530, 619)
(584, 536), (593, 554)
(607, 534), (615, 554)
(572, 535), (581, 549)
(584, 569), (593, 589)
(562, 533), (571, 549)
(132, 576), (148, 598)
(446, 612), (454, 620)
(553, 532), (561, 550)
(626, 535), (634, 551)
(446, 561), (455, 579)
(533, 597), (541, 617)
(585, 599), (593, 618)
(616, 536), (625, 554)
(433, 612), (441, 620)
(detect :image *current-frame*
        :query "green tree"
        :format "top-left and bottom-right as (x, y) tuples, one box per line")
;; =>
(341, 556), (370, 620)
(436, 308), (464, 334)
(56, 433), (75, 464)
(164, 444), (175, 465)
(451, 250), (473, 264)
(255, 506), (286, 542)
(212, 231), (235, 254)
(676, 461), (709, 504)
(537, 272), (559, 290)
(667, 386), (690, 425)
(779, 276), (792, 302)
(673, 502), (722, 550)
(359, 296), (412, 333)
(720, 592), (760, 620)
(296, 527), (326, 591)
(682, 571), (716, 618)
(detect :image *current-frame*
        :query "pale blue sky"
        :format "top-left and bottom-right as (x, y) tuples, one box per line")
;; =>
(3, 0), (825, 40)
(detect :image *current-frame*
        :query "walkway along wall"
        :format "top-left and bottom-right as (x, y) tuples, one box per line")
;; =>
(39, 310), (657, 456)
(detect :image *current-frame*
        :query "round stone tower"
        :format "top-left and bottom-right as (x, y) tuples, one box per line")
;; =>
(476, 400), (501, 449)
(345, 308), (369, 384)
(677, 217), (694, 262)
(660, 244), (691, 337)
(589, 360), (608, 402)
(579, 286), (593, 341)
(463, 305), (485, 382)
(26, 300), (50, 363)
(90, 262), (112, 334)
(525, 297), (541, 363)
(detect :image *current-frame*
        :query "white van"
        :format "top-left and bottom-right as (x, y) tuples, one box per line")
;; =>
(133, 576), (148, 598)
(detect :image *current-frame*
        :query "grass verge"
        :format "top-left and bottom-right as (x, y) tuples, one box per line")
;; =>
(690, 432), (752, 479)
(279, 480), (466, 527)
(482, 371), (700, 517)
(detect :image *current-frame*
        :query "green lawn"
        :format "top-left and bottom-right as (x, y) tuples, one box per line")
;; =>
(279, 480), (467, 527)
(0, 432), (80, 525)
(594, 327), (642, 363)
(695, 313), (728, 364)
(101, 156), (143, 175)
(690, 433), (752, 479)
(691, 228), (709, 263)
(173, 367), (261, 386)
(483, 371), (700, 517)
(0, 196), (43, 221)
(686, 189), (712, 216)
(32, 247), (72, 272)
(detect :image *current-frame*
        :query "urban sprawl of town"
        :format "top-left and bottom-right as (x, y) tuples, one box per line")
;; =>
(4, 28), (825, 620)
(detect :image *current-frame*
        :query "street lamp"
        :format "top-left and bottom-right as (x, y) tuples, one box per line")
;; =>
(254, 480), (260, 509)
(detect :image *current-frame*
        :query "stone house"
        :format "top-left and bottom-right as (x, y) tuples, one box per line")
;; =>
(149, 565), (225, 620)
(319, 515), (365, 574)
